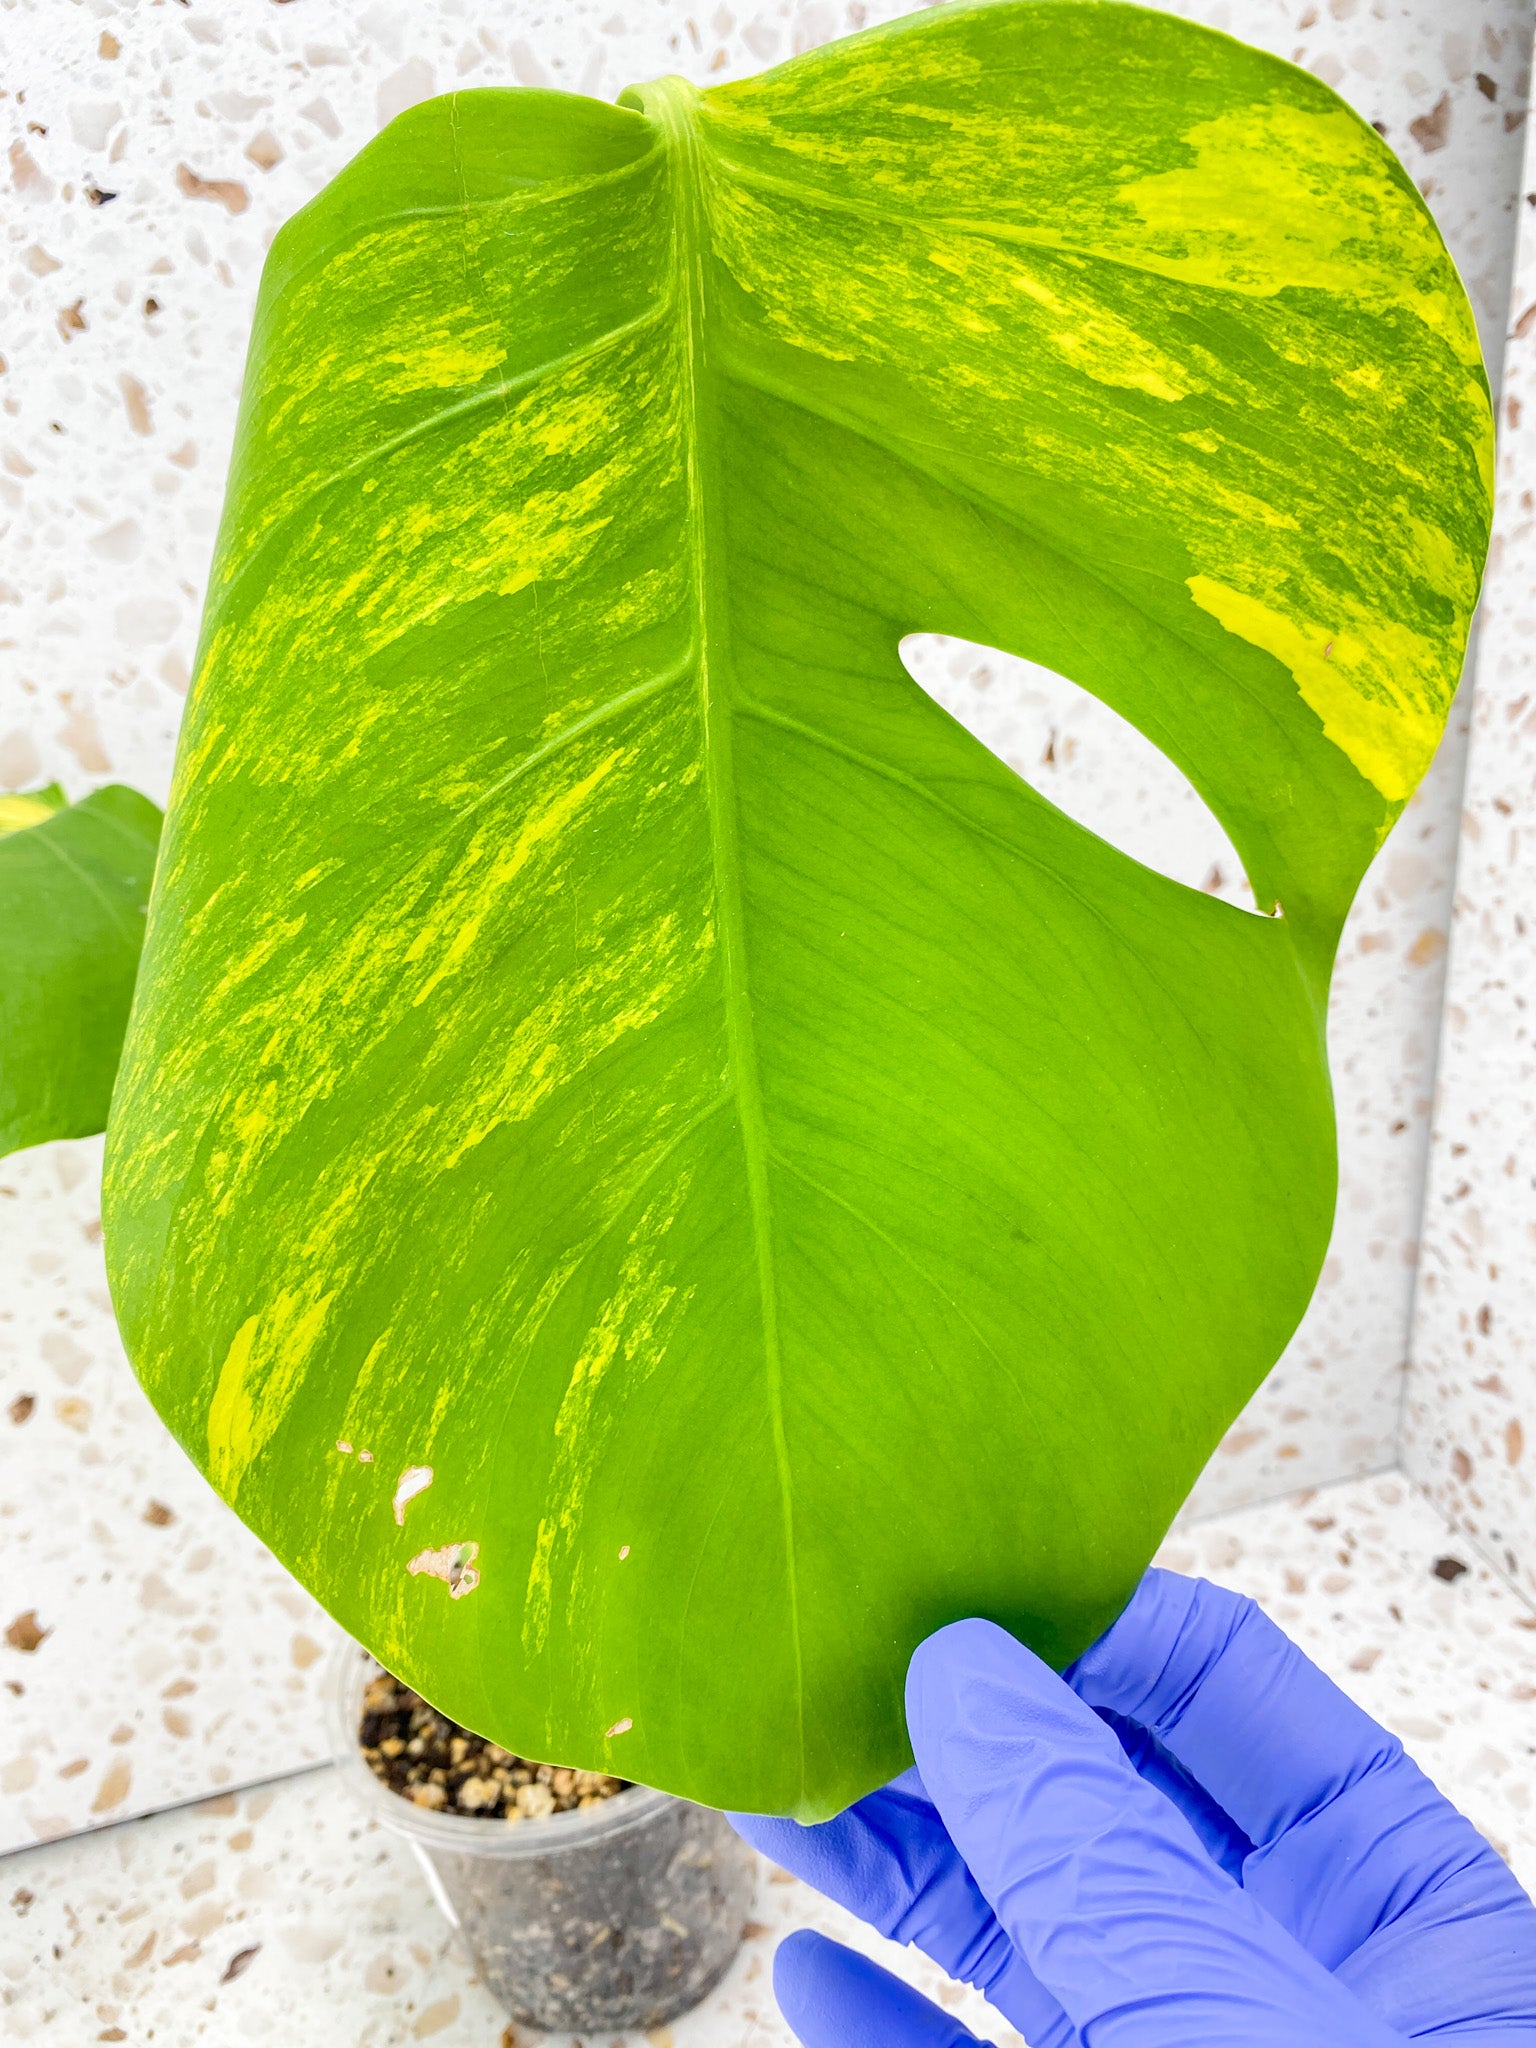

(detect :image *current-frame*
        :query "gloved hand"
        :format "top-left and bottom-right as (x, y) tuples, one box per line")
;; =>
(732, 1569), (1536, 2046)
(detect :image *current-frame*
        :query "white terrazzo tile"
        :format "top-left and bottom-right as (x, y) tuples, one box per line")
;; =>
(1408, 83), (1536, 1598)
(2, 0), (1534, 1860)
(0, 1774), (1033, 2048)
(2, 1473), (1531, 2046)
(0, 1138), (345, 1858)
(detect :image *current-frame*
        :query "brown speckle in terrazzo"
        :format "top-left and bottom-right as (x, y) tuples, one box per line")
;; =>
(245, 130), (283, 171)
(8, 1394), (34, 1425)
(359, 1671), (628, 1820)
(1409, 91), (1453, 152)
(5, 1612), (48, 1653)
(1433, 1556), (1470, 1582)
(174, 162), (249, 214)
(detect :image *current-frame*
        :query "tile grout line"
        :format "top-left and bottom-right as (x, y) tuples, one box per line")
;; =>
(0, 1758), (336, 1867)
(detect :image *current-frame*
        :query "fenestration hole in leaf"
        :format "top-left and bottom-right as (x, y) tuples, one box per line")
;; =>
(901, 634), (1263, 916)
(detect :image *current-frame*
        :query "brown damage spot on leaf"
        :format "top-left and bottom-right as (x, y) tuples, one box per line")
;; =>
(604, 1715), (633, 1739)
(220, 1944), (260, 1984)
(407, 1541), (479, 1599)
(392, 1465), (433, 1525)
(8, 1394), (34, 1425)
(5, 1611), (48, 1653)
(176, 162), (249, 214)
(1408, 93), (1451, 154)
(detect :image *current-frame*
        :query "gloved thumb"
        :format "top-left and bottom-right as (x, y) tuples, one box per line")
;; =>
(906, 1619), (1405, 2048)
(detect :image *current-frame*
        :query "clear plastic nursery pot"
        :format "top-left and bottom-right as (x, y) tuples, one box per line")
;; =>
(329, 1645), (755, 2031)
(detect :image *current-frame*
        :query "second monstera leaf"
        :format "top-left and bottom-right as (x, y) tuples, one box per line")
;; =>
(2, 783), (162, 1160)
(104, 1), (1491, 1816)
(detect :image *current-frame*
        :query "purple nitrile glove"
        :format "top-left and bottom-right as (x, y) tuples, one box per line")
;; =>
(731, 1569), (1536, 2047)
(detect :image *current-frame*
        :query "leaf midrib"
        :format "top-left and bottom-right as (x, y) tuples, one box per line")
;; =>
(652, 80), (806, 1782)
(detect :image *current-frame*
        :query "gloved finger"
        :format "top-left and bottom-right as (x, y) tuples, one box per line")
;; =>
(732, 1781), (1076, 2046)
(1098, 1710), (1251, 1881)
(1065, 1569), (1406, 1855)
(773, 1929), (984, 2048)
(909, 1618), (1405, 2047)
(1072, 1573), (1536, 2022)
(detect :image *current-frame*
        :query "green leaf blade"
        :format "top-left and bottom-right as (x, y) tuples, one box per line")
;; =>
(104, 0), (1490, 1816)
(1, 784), (163, 1159)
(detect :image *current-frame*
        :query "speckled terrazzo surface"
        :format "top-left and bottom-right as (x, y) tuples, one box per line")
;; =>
(1410, 77), (1536, 1601)
(0, 1136), (344, 1855)
(2, 0), (1534, 1860)
(3, 1474), (1532, 2046)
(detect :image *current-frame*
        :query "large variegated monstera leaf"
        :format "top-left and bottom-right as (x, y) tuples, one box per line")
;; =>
(103, 0), (1490, 1816)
